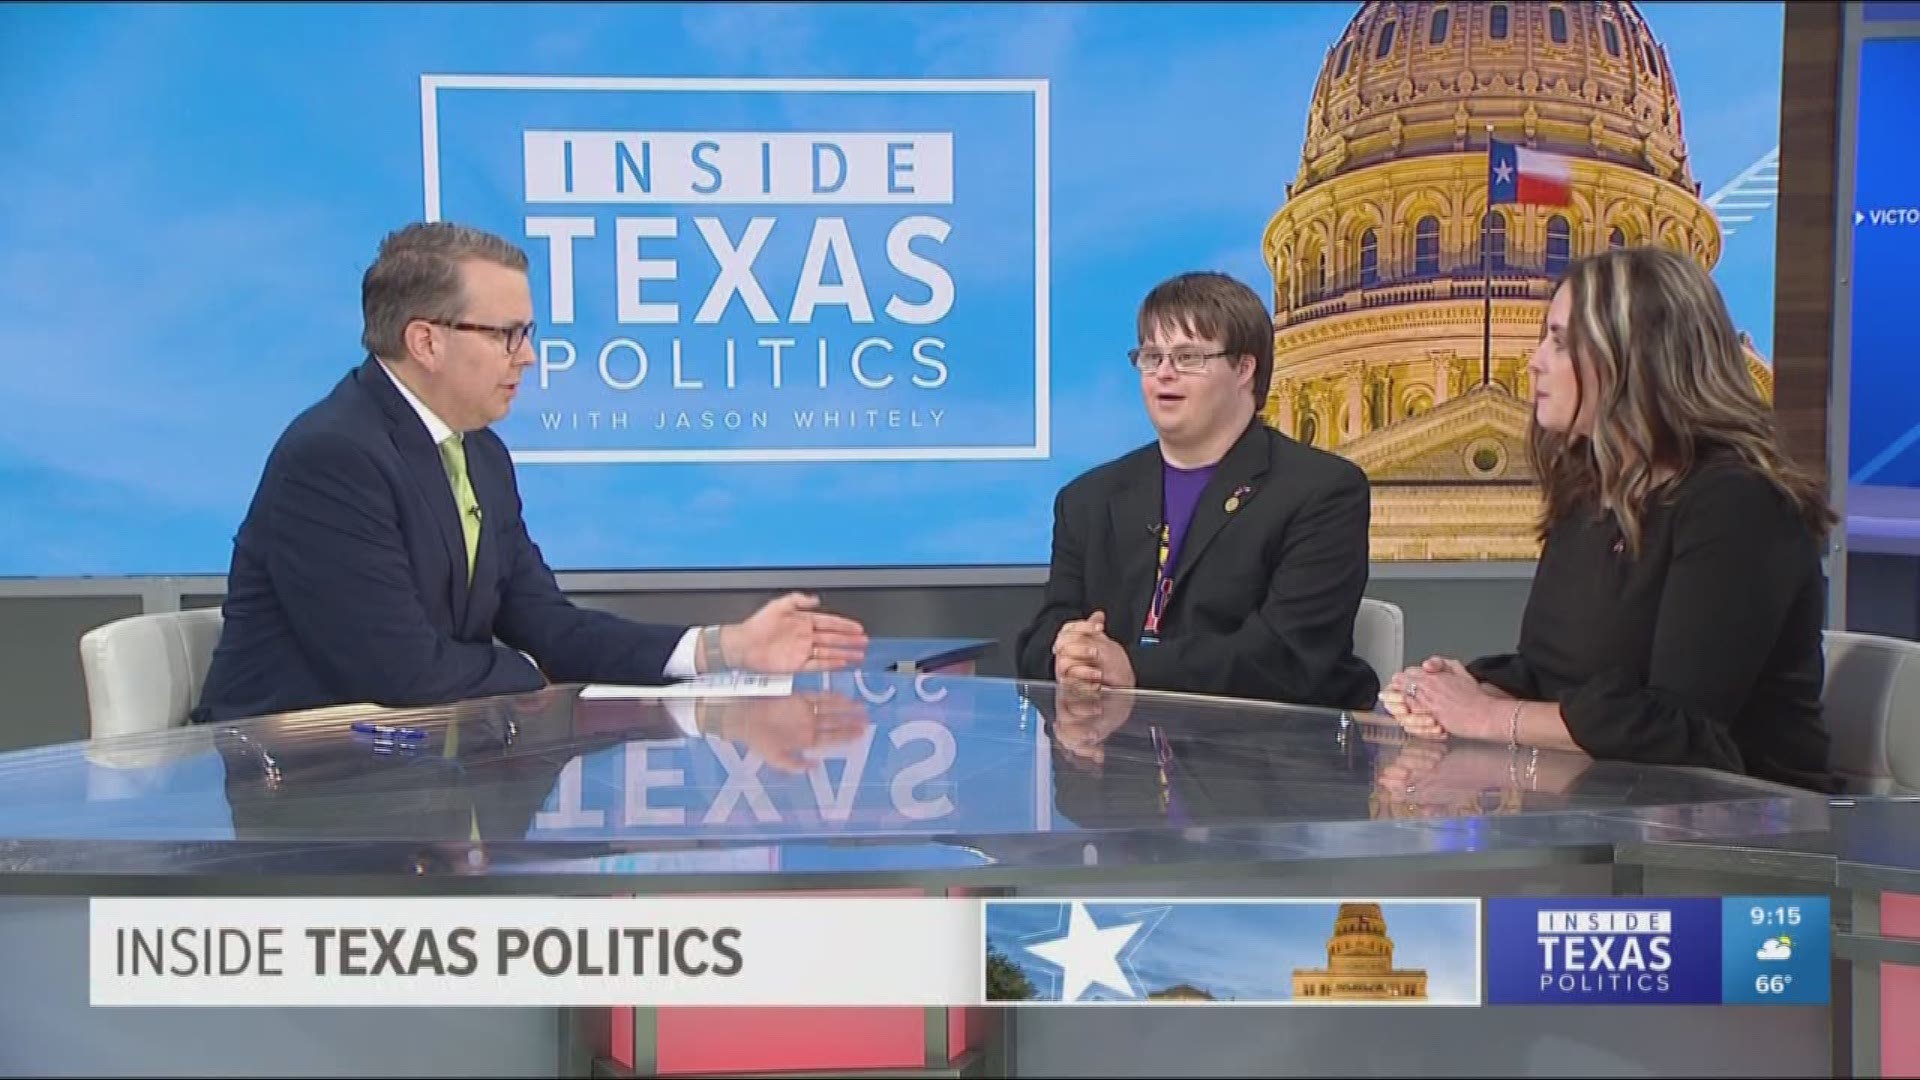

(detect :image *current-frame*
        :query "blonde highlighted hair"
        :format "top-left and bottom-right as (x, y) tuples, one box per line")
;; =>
(1529, 246), (1835, 554)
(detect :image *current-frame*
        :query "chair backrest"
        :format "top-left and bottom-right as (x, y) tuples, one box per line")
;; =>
(1353, 598), (1405, 689)
(1822, 629), (1920, 793)
(78, 609), (224, 740)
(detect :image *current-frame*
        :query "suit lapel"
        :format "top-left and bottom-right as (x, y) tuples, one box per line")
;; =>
(1169, 421), (1273, 592)
(358, 359), (472, 630)
(1106, 448), (1163, 644)
(463, 439), (503, 637)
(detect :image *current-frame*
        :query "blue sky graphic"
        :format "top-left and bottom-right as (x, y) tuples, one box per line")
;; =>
(0, 2), (1785, 575)
(987, 900), (1480, 1004)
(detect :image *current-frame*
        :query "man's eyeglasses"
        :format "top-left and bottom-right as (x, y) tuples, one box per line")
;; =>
(426, 319), (537, 355)
(1128, 348), (1233, 374)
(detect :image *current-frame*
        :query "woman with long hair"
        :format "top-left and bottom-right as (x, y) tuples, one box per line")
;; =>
(1381, 245), (1836, 791)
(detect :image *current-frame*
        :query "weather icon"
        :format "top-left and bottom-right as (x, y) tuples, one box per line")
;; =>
(1757, 936), (1793, 961)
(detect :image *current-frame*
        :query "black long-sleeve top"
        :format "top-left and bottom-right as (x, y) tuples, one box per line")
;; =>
(1467, 453), (1833, 792)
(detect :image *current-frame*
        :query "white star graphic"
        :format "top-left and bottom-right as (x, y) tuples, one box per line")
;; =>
(1024, 902), (1143, 1001)
(1493, 160), (1515, 185)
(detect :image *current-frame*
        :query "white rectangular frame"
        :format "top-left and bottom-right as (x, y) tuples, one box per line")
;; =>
(420, 75), (1051, 465)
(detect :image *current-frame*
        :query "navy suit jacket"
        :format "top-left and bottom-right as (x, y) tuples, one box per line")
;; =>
(194, 358), (686, 723)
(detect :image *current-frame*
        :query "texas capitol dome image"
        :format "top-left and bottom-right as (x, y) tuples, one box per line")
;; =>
(1260, 0), (1773, 561)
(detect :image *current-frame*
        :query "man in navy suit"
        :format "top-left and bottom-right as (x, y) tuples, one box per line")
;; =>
(195, 222), (868, 723)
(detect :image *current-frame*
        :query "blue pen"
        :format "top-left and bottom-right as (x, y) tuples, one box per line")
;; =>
(351, 720), (427, 740)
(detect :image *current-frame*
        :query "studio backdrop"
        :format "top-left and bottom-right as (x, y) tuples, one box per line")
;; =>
(0, 1), (1786, 575)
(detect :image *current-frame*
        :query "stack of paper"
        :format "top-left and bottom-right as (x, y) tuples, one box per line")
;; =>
(578, 673), (795, 700)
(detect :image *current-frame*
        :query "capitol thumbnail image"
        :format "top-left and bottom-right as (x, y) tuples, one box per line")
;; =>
(984, 900), (1480, 1005)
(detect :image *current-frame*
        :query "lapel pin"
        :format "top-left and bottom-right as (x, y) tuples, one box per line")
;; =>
(1225, 485), (1252, 514)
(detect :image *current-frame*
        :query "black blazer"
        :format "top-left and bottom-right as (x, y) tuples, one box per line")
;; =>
(1468, 453), (1832, 792)
(1015, 420), (1379, 709)
(194, 357), (686, 723)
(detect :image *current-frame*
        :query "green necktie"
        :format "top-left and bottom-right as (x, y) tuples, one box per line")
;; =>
(444, 716), (480, 842)
(436, 435), (483, 843)
(438, 434), (480, 583)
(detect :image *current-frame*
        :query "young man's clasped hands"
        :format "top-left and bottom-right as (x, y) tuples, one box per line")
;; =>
(1051, 611), (1136, 694)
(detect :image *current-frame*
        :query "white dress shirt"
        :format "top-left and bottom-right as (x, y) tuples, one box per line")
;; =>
(376, 360), (702, 683)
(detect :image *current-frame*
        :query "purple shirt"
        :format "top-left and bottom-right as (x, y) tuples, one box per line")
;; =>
(1160, 461), (1217, 576)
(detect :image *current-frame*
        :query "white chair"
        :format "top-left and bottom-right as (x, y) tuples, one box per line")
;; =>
(1353, 598), (1405, 688)
(78, 608), (224, 740)
(1822, 629), (1920, 793)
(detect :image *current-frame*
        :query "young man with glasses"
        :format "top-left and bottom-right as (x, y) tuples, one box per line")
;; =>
(1014, 271), (1379, 710)
(195, 222), (867, 723)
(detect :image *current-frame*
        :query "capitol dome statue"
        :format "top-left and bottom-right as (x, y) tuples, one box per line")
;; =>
(1261, 0), (1770, 561)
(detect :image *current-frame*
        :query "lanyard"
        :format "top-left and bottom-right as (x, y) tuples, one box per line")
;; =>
(1141, 523), (1174, 641)
(1150, 724), (1187, 824)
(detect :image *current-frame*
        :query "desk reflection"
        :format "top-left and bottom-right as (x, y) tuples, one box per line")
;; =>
(1041, 686), (1594, 826)
(208, 673), (1036, 860)
(16, 671), (1784, 884)
(1364, 725), (1594, 820)
(194, 677), (1605, 853)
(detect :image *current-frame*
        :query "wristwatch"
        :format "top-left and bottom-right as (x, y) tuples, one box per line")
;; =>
(700, 625), (729, 672)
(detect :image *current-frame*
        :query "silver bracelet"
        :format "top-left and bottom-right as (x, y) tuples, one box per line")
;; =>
(1509, 745), (1540, 792)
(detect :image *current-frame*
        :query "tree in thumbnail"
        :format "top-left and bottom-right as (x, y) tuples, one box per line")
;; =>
(985, 943), (1037, 1001)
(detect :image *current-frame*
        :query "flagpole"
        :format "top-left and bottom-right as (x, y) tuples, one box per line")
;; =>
(1482, 122), (1495, 389)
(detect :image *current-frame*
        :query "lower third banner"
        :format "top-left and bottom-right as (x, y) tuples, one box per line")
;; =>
(90, 894), (1827, 1007)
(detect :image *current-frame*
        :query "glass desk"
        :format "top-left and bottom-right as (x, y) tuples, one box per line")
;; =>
(0, 674), (1840, 1078)
(0, 673), (1827, 889)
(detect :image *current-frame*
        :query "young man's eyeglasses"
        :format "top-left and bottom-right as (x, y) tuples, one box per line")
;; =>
(1128, 348), (1234, 374)
(427, 319), (537, 355)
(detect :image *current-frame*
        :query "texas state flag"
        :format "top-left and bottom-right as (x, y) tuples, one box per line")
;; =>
(1489, 137), (1572, 206)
